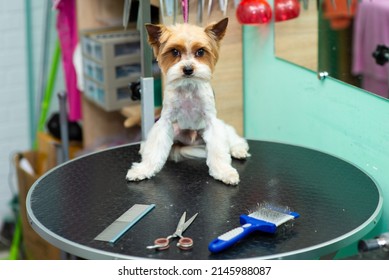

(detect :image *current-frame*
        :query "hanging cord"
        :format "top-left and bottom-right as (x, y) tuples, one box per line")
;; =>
(34, 0), (52, 143)
(24, 0), (35, 148)
(34, 40), (61, 149)
(182, 0), (188, 23)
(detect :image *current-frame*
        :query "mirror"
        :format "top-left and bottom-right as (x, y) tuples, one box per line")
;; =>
(275, 0), (389, 99)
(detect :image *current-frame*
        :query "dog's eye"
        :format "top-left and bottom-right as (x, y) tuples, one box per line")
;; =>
(171, 49), (180, 57)
(195, 48), (205, 57)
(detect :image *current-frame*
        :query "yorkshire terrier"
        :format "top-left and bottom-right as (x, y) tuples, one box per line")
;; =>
(126, 18), (250, 185)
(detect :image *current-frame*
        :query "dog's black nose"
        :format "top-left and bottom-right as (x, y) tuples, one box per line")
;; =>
(183, 66), (194, 76)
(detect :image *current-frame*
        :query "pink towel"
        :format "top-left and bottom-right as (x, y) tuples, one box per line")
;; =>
(352, 0), (389, 98)
(55, 0), (82, 121)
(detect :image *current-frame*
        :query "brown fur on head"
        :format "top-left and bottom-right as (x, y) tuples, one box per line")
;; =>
(145, 18), (228, 75)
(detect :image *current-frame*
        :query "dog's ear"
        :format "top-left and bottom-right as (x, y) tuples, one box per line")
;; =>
(205, 18), (228, 42)
(145, 24), (164, 57)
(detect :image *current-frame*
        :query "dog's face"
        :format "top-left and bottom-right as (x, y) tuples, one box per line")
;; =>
(145, 18), (228, 83)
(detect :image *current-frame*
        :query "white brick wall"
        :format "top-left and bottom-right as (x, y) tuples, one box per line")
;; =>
(0, 1), (30, 224)
(0, 1), (63, 227)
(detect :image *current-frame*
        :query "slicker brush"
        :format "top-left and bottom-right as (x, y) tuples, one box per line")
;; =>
(208, 202), (300, 253)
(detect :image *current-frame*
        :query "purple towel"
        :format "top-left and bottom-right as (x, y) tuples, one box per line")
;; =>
(352, 0), (389, 98)
(55, 0), (82, 121)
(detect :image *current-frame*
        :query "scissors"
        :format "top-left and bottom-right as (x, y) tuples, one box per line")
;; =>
(147, 212), (198, 250)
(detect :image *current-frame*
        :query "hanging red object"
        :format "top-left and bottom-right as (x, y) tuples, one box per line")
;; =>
(275, 0), (300, 22)
(236, 0), (272, 25)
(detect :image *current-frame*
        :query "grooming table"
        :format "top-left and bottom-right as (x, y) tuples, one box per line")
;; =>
(26, 140), (383, 259)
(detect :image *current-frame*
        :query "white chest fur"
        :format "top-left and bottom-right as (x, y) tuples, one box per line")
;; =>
(163, 79), (216, 130)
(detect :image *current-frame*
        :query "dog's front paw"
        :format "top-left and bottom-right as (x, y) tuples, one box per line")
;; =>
(231, 143), (250, 159)
(126, 163), (154, 181)
(210, 166), (240, 185)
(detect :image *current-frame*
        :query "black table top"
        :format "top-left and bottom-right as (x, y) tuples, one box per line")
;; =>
(26, 140), (383, 260)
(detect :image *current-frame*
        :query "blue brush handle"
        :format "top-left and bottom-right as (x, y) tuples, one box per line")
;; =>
(208, 217), (276, 254)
